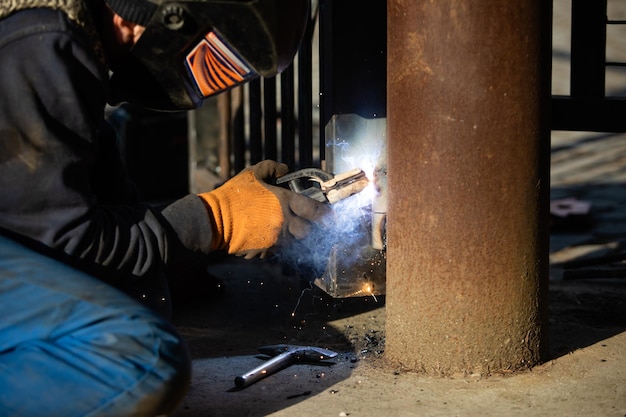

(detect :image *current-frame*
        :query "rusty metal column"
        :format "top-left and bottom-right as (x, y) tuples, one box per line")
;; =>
(385, 1), (552, 375)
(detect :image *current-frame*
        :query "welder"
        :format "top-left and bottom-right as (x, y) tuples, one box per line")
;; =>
(0, 0), (327, 414)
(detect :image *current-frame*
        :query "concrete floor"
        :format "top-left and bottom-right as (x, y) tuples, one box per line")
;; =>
(171, 1), (626, 415)
(170, 257), (626, 417)
(172, 113), (626, 415)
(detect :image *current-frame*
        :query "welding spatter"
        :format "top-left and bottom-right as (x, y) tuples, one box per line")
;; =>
(234, 344), (339, 389)
(276, 167), (369, 204)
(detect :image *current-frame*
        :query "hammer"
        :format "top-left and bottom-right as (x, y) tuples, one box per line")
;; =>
(234, 344), (338, 388)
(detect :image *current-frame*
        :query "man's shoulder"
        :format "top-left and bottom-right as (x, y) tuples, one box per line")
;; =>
(0, 8), (77, 44)
(0, 7), (106, 73)
(0, 0), (91, 27)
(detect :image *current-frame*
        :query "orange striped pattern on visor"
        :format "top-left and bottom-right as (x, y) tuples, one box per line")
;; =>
(186, 32), (255, 97)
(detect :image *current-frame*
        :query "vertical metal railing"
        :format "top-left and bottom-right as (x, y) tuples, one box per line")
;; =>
(605, 16), (626, 83)
(225, 1), (319, 176)
(570, 0), (607, 97)
(552, 0), (626, 132)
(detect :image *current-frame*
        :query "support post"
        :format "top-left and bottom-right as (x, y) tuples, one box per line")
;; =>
(385, 0), (552, 375)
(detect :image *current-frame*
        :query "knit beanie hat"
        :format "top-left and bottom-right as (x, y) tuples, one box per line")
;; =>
(104, 0), (158, 26)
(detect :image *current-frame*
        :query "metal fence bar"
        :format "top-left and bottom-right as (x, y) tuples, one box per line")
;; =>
(280, 64), (296, 168)
(298, 17), (315, 168)
(263, 77), (278, 161)
(232, 87), (246, 174)
(570, 0), (607, 97)
(248, 79), (263, 164)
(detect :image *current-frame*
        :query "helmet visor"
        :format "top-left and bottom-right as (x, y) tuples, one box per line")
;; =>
(108, 0), (309, 111)
(185, 31), (256, 98)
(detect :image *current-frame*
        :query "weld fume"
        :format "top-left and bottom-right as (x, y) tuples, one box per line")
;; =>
(275, 191), (374, 280)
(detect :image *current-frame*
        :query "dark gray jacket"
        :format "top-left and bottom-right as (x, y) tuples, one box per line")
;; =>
(0, 7), (214, 309)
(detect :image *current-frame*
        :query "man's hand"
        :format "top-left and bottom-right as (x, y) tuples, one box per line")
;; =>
(198, 160), (330, 259)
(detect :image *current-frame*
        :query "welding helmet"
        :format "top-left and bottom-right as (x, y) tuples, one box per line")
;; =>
(105, 0), (309, 111)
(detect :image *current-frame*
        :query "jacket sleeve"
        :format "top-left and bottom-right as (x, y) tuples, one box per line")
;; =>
(0, 9), (214, 285)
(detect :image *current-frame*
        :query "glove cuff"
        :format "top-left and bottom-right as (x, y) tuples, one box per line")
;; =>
(198, 191), (227, 251)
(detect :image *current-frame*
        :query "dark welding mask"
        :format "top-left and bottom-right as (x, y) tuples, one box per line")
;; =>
(106, 0), (309, 111)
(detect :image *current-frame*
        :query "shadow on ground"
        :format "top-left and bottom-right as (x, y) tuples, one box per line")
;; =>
(170, 172), (626, 416)
(548, 180), (626, 358)
(171, 256), (385, 416)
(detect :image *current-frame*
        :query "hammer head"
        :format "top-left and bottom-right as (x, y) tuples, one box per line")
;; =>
(258, 344), (338, 362)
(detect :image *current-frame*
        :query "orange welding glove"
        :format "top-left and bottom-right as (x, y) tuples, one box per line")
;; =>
(198, 160), (330, 259)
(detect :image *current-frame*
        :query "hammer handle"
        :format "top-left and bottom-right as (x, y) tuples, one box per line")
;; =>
(234, 352), (294, 388)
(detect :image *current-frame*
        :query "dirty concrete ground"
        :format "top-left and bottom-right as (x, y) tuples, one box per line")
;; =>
(170, 124), (626, 416)
(170, 1), (626, 416)
(170, 164), (626, 417)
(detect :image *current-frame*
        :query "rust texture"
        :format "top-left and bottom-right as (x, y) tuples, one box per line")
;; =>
(385, 0), (552, 375)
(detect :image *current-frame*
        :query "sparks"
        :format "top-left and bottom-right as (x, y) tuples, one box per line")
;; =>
(291, 282), (312, 317)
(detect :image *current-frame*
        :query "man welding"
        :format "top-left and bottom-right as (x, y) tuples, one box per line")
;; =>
(0, 0), (327, 414)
